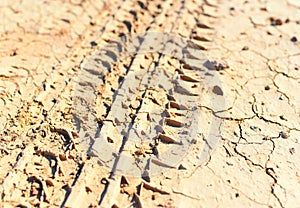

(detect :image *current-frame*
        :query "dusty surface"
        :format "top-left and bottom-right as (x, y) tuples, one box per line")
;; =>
(0, 0), (300, 207)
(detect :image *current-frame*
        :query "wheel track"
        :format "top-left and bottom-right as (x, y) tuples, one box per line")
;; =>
(2, 0), (300, 207)
(0, 0), (130, 205)
(0, 0), (220, 207)
(58, 0), (197, 205)
(73, 0), (220, 207)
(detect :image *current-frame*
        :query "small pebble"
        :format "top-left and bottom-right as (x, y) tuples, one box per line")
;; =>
(178, 164), (187, 170)
(212, 85), (224, 96)
(291, 36), (297, 42)
(279, 115), (287, 121)
(242, 46), (249, 51)
(289, 148), (295, 155)
(152, 194), (156, 200)
(270, 17), (283, 26)
(90, 41), (97, 47)
(142, 170), (150, 182)
(204, 60), (229, 71)
(280, 131), (289, 139)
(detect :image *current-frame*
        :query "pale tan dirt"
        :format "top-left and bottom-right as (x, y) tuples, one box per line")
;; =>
(0, 0), (300, 207)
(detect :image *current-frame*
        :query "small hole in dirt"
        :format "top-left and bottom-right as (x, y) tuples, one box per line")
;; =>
(235, 193), (239, 198)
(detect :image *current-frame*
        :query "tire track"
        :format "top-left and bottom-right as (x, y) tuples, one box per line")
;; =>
(64, 0), (186, 207)
(0, 0), (220, 207)
(73, 0), (220, 207)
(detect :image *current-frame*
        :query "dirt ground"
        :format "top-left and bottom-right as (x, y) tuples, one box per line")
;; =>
(0, 0), (300, 207)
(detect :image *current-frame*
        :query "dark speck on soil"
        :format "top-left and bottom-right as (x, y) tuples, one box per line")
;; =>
(291, 36), (297, 42)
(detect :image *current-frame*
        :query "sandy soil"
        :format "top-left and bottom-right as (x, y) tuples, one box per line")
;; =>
(0, 0), (300, 207)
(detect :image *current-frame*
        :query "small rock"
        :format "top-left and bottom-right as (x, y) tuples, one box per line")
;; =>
(242, 46), (249, 51)
(142, 170), (150, 182)
(204, 60), (229, 71)
(270, 17), (283, 26)
(152, 194), (156, 200)
(289, 148), (295, 155)
(178, 164), (187, 170)
(45, 178), (55, 186)
(90, 41), (97, 47)
(291, 36), (297, 42)
(10, 49), (17, 56)
(279, 115), (287, 121)
(86, 186), (92, 192)
(120, 175), (130, 187)
(280, 131), (289, 139)
(59, 154), (67, 161)
(107, 136), (114, 143)
(212, 85), (224, 96)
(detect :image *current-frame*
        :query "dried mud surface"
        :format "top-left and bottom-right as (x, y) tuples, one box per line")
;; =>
(0, 0), (300, 207)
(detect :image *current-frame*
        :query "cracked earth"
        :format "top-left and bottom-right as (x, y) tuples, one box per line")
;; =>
(0, 0), (300, 207)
